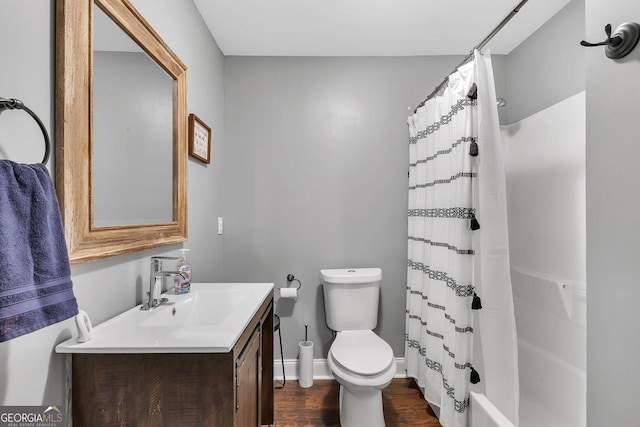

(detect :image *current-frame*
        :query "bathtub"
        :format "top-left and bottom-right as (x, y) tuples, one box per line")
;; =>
(467, 267), (586, 427)
(469, 392), (514, 427)
(511, 267), (586, 427)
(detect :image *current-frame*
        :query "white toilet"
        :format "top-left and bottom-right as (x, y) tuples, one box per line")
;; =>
(321, 268), (396, 427)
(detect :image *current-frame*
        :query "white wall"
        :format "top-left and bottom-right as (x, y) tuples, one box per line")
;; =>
(504, 0), (585, 124)
(0, 0), (225, 408)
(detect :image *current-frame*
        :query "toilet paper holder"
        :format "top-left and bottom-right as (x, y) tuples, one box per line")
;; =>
(281, 273), (301, 291)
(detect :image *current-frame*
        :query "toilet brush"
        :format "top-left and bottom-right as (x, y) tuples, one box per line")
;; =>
(298, 323), (313, 388)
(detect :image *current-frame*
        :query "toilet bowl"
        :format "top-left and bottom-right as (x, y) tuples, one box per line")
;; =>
(328, 330), (396, 427)
(321, 268), (395, 427)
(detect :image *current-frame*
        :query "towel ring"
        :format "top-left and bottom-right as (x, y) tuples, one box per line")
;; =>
(0, 97), (51, 165)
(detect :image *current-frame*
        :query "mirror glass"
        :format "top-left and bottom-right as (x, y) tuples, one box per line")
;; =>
(92, 5), (173, 226)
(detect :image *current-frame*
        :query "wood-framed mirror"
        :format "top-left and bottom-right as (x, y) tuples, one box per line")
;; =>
(56, 0), (188, 264)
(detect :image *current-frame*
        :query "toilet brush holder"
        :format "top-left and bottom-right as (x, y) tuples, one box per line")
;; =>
(298, 340), (314, 388)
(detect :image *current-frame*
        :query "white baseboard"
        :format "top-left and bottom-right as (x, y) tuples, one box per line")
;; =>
(273, 357), (406, 381)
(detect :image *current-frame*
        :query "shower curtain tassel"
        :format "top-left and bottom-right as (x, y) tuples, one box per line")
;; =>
(469, 140), (479, 157)
(467, 83), (478, 100)
(470, 214), (480, 230)
(470, 366), (481, 384)
(472, 292), (482, 310)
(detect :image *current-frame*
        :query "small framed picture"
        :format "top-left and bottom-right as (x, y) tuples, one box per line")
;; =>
(188, 113), (212, 164)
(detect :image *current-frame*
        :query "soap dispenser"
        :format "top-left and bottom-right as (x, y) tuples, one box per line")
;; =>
(174, 249), (192, 294)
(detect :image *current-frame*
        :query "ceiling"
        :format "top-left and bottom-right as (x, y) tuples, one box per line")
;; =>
(193, 0), (572, 57)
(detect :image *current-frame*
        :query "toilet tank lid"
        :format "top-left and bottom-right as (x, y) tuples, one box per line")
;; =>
(320, 268), (382, 284)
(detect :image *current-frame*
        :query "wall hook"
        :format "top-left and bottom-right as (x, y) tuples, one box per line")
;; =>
(581, 22), (640, 59)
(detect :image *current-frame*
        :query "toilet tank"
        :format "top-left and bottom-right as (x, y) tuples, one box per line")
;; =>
(321, 268), (382, 331)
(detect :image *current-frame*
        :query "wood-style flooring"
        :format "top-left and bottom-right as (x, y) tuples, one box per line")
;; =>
(273, 378), (442, 426)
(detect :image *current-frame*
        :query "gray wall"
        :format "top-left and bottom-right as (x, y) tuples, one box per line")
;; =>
(219, 1), (583, 363)
(494, 0), (640, 422)
(222, 56), (507, 359)
(7, 0), (632, 423)
(0, 0), (225, 407)
(503, 0), (585, 123)
(586, 0), (640, 425)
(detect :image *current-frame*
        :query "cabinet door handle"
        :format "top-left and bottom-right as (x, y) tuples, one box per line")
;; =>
(235, 327), (260, 413)
(235, 362), (240, 412)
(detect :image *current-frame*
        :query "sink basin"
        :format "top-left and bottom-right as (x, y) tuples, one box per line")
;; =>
(56, 282), (273, 353)
(138, 286), (250, 327)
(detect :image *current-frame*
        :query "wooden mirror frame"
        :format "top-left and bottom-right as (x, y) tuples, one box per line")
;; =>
(56, 0), (188, 264)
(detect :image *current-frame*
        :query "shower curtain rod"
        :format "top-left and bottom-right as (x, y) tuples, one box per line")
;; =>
(414, 0), (529, 112)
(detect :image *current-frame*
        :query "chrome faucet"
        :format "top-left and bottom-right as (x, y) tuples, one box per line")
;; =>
(141, 257), (187, 311)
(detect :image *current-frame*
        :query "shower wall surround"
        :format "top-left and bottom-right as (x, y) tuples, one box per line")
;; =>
(498, 2), (586, 425)
(504, 92), (586, 427)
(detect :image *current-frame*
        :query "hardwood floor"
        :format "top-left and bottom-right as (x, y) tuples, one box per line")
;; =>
(273, 378), (442, 426)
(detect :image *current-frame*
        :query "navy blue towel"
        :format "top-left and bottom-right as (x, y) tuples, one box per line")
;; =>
(0, 160), (78, 342)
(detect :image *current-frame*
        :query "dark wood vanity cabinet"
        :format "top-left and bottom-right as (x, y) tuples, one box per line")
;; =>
(233, 297), (274, 427)
(236, 328), (261, 426)
(71, 294), (274, 427)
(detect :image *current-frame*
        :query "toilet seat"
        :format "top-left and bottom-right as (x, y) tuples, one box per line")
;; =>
(331, 330), (394, 376)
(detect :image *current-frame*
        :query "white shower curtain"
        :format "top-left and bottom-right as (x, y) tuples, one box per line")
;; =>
(405, 50), (519, 427)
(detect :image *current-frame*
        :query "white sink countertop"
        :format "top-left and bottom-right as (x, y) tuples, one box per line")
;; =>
(56, 282), (273, 354)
